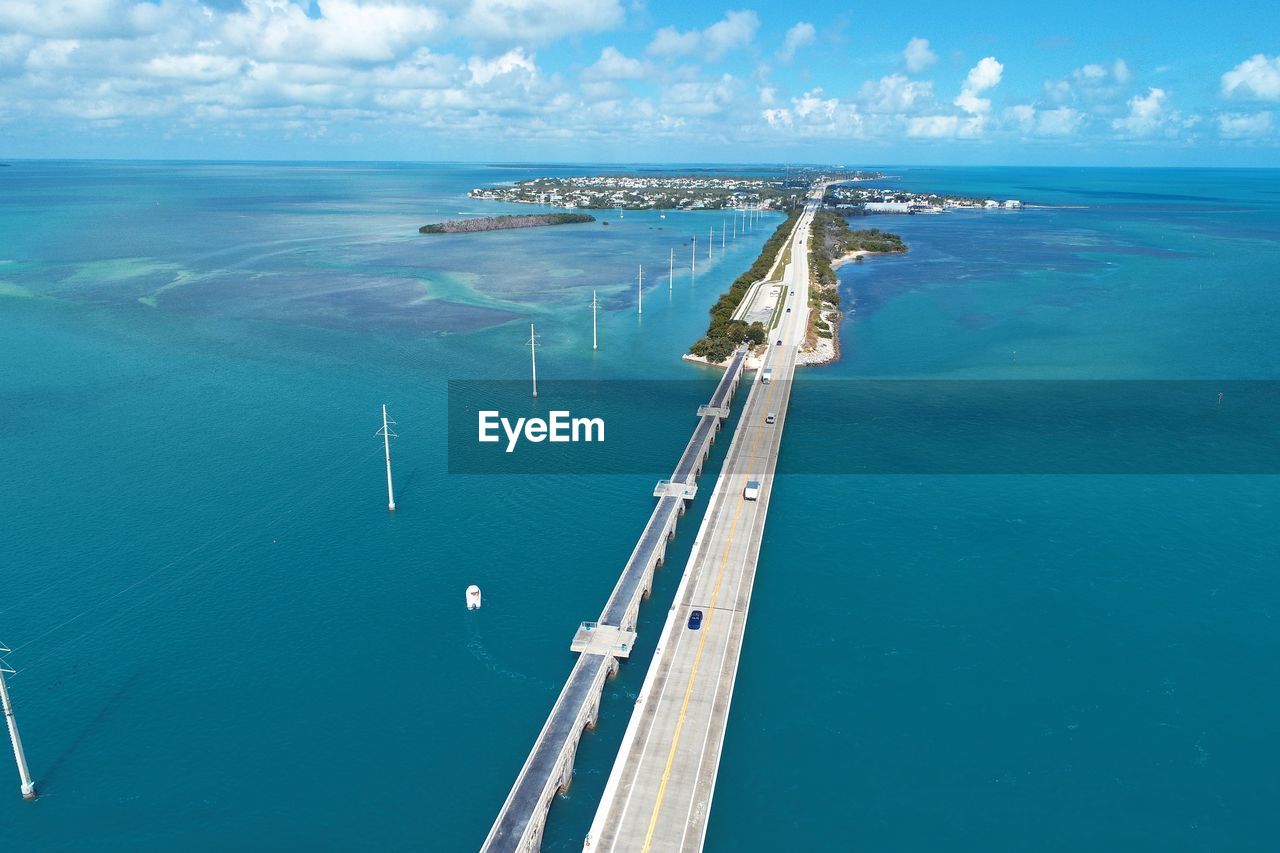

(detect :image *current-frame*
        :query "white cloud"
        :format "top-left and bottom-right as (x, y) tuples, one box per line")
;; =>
(1110, 86), (1198, 138)
(1073, 63), (1107, 83)
(1043, 79), (1072, 104)
(1221, 54), (1280, 101)
(467, 47), (537, 86)
(1048, 58), (1131, 108)
(858, 74), (933, 113)
(1007, 103), (1034, 131)
(1006, 104), (1085, 136)
(761, 87), (864, 137)
(704, 10), (759, 60)
(1113, 87), (1166, 135)
(456, 0), (625, 44)
(903, 37), (936, 73)
(776, 21), (814, 63)
(0, 0), (137, 39)
(908, 114), (958, 137)
(144, 52), (244, 83)
(1037, 106), (1086, 135)
(647, 26), (701, 58)
(954, 56), (1002, 114)
(220, 0), (446, 65)
(586, 46), (644, 80)
(1218, 111), (1274, 138)
(906, 114), (984, 138)
(661, 74), (741, 118)
(648, 10), (758, 61)
(762, 107), (790, 128)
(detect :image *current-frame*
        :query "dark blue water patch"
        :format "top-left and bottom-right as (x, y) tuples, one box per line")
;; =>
(1019, 187), (1230, 203)
(783, 380), (1280, 474)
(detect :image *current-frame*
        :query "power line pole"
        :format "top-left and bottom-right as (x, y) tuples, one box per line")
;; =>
(591, 289), (599, 351)
(708, 225), (713, 260)
(637, 264), (643, 315)
(528, 323), (539, 398)
(0, 647), (36, 800)
(668, 248), (674, 291)
(691, 236), (696, 283)
(378, 404), (397, 512)
(722, 218), (726, 251)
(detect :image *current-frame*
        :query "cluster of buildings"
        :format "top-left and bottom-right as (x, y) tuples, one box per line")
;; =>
(825, 184), (1022, 215)
(469, 175), (799, 211)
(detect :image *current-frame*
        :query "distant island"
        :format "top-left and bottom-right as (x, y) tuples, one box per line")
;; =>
(418, 213), (595, 234)
(469, 170), (885, 212)
(825, 182), (1022, 213)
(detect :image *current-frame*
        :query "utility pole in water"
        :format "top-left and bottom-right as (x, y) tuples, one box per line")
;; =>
(669, 248), (674, 291)
(378, 404), (397, 512)
(0, 646), (36, 800)
(691, 236), (697, 282)
(528, 323), (539, 398)
(591, 289), (599, 351)
(637, 264), (643, 315)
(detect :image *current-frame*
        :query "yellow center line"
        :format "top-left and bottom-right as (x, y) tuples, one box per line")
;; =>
(639, 318), (791, 851)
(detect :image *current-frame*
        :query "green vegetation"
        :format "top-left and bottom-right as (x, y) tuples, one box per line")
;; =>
(418, 213), (594, 234)
(688, 210), (803, 364)
(809, 210), (906, 293)
(845, 228), (908, 254)
(803, 211), (906, 350)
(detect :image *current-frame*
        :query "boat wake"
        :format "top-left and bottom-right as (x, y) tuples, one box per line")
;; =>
(464, 620), (557, 693)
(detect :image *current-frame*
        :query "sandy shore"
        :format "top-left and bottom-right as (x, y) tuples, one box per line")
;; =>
(831, 248), (872, 268)
(681, 350), (765, 371)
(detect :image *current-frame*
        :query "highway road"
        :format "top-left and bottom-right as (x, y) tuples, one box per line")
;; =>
(584, 191), (822, 852)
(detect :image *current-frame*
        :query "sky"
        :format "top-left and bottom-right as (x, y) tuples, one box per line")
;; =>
(0, 0), (1278, 164)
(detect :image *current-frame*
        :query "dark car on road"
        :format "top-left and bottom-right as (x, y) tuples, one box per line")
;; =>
(688, 609), (703, 630)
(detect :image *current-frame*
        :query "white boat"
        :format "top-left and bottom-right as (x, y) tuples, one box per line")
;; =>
(466, 585), (482, 610)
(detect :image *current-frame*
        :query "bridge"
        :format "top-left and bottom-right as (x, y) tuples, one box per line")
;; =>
(583, 195), (820, 852)
(480, 346), (750, 852)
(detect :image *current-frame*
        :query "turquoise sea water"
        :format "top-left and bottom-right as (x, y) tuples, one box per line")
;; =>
(1, 163), (1278, 851)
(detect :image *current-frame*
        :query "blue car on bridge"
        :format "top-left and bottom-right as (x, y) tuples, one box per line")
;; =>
(687, 610), (703, 630)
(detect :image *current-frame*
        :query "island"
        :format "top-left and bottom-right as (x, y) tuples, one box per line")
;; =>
(825, 183), (1022, 213)
(469, 170), (885, 212)
(453, 168), (1016, 367)
(684, 208), (910, 366)
(803, 212), (907, 364)
(418, 213), (595, 234)
(687, 212), (803, 364)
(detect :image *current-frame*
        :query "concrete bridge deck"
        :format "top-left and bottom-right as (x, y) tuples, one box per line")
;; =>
(480, 346), (748, 853)
(584, 197), (819, 852)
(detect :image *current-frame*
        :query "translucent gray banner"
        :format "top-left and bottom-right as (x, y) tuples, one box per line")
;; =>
(447, 380), (1279, 475)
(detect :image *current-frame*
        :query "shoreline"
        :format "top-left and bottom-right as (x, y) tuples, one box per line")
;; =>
(797, 246), (906, 366)
(682, 350), (764, 370)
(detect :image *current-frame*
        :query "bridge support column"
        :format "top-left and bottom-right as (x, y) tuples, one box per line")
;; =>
(556, 758), (573, 795)
(526, 815), (546, 852)
(584, 687), (603, 730)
